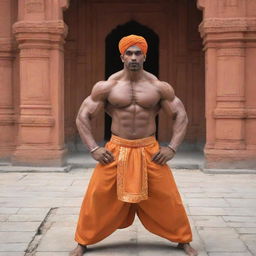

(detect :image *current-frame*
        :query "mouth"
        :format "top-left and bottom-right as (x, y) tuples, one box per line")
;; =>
(129, 63), (139, 67)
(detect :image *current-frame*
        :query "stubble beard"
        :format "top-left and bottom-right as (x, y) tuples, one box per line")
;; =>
(128, 62), (141, 71)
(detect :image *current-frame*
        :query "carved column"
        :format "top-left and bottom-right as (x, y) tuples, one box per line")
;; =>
(0, 0), (16, 160)
(12, 0), (69, 166)
(198, 0), (256, 168)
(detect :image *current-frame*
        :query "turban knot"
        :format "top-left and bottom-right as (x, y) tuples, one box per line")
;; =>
(118, 35), (148, 55)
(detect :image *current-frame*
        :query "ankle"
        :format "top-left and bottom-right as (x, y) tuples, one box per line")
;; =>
(78, 243), (87, 248)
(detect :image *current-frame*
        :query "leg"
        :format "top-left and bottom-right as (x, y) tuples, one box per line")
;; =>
(177, 243), (198, 256)
(74, 161), (135, 246)
(137, 163), (193, 243)
(69, 244), (87, 256)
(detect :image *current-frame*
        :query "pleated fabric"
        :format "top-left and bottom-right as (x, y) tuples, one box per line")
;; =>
(75, 135), (192, 245)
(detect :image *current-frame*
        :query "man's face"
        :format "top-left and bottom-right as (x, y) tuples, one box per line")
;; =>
(121, 45), (146, 71)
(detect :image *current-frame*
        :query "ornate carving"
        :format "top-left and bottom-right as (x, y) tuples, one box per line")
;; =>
(26, 0), (44, 13)
(247, 109), (256, 118)
(214, 108), (256, 119)
(60, 0), (70, 10)
(196, 0), (205, 11)
(214, 108), (246, 119)
(13, 20), (68, 37)
(217, 48), (245, 57)
(0, 115), (15, 125)
(19, 116), (55, 127)
(199, 18), (256, 36)
(20, 48), (49, 58)
(0, 39), (17, 57)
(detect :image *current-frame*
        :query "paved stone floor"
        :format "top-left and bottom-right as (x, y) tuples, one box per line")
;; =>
(0, 168), (256, 256)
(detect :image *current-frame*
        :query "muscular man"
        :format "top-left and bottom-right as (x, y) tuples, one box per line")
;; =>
(70, 35), (198, 256)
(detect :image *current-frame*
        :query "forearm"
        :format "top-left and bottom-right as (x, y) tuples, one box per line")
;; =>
(168, 113), (188, 152)
(76, 115), (99, 151)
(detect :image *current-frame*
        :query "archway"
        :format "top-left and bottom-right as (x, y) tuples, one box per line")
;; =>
(63, 0), (205, 153)
(104, 20), (159, 140)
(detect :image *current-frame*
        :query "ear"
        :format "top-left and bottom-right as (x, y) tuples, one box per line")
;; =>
(144, 54), (146, 62)
(120, 54), (124, 63)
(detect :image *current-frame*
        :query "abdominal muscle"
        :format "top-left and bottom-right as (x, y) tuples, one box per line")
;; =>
(109, 104), (158, 140)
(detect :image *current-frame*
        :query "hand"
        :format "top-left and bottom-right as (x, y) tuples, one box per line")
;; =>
(91, 147), (114, 165)
(151, 146), (175, 165)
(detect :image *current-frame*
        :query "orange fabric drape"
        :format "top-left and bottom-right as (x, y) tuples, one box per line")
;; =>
(75, 135), (192, 245)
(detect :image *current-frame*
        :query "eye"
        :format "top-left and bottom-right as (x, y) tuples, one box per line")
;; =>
(125, 51), (132, 56)
(135, 51), (142, 56)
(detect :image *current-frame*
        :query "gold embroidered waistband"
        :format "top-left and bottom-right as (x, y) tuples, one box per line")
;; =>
(110, 134), (156, 148)
(109, 135), (157, 203)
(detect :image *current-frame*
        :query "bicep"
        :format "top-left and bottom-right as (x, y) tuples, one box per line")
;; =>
(77, 96), (104, 121)
(77, 81), (108, 120)
(161, 96), (186, 117)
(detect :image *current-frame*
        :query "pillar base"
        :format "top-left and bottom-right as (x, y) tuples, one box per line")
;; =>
(204, 148), (256, 169)
(0, 146), (15, 160)
(12, 147), (67, 167)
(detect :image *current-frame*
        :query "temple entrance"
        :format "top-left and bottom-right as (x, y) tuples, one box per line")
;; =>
(64, 0), (205, 152)
(104, 21), (159, 141)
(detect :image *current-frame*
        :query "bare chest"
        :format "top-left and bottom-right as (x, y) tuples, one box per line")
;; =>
(107, 83), (160, 108)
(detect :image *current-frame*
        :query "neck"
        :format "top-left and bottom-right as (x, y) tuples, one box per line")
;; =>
(123, 67), (144, 82)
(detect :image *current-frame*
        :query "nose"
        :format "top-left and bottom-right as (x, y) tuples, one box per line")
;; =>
(131, 53), (137, 61)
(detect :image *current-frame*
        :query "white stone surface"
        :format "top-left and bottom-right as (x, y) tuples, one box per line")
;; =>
(0, 169), (255, 255)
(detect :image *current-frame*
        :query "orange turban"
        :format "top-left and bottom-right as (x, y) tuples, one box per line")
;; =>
(119, 35), (148, 55)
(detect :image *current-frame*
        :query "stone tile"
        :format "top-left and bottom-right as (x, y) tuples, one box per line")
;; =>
(0, 215), (8, 221)
(137, 243), (182, 256)
(35, 253), (69, 256)
(55, 207), (80, 215)
(17, 207), (50, 215)
(0, 208), (19, 214)
(236, 228), (256, 234)
(183, 193), (206, 198)
(223, 216), (256, 223)
(224, 193), (256, 199)
(60, 198), (83, 207)
(0, 253), (25, 256)
(51, 214), (77, 222)
(179, 187), (204, 193)
(25, 186), (67, 192)
(240, 235), (256, 255)
(209, 253), (252, 256)
(197, 227), (247, 252)
(0, 221), (40, 232)
(227, 222), (256, 228)
(193, 216), (227, 228)
(225, 199), (256, 208)
(224, 208), (256, 216)
(0, 231), (34, 243)
(8, 214), (46, 222)
(0, 197), (63, 208)
(189, 207), (225, 216)
(0, 243), (27, 252)
(37, 227), (76, 252)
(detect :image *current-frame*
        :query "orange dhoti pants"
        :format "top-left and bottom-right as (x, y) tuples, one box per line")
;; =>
(75, 135), (192, 245)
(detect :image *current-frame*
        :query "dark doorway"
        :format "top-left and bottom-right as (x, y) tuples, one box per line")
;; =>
(104, 20), (159, 140)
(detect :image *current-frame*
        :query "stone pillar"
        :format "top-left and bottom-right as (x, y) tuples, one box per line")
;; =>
(0, 0), (16, 160)
(198, 0), (256, 169)
(12, 0), (69, 166)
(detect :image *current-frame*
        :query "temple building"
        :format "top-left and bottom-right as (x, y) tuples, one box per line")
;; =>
(0, 0), (256, 169)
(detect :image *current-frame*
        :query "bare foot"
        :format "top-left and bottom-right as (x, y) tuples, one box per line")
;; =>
(177, 243), (198, 256)
(69, 244), (87, 256)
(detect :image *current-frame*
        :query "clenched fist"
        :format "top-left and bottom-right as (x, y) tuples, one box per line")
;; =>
(91, 147), (114, 165)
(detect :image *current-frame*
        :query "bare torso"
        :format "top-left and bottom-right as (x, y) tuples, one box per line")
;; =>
(105, 71), (161, 139)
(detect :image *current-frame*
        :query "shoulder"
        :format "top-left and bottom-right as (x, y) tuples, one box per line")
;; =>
(108, 70), (123, 80)
(155, 81), (175, 101)
(143, 70), (158, 81)
(91, 80), (117, 101)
